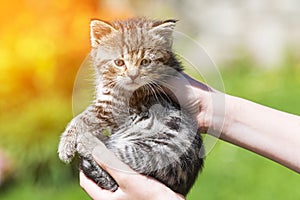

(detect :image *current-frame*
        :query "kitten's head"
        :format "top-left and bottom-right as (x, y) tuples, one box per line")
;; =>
(90, 17), (181, 92)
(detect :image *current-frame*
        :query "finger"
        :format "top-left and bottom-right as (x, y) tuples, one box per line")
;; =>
(80, 171), (115, 199)
(92, 145), (138, 188)
(166, 73), (201, 115)
(78, 132), (137, 188)
(77, 132), (107, 153)
(181, 73), (212, 92)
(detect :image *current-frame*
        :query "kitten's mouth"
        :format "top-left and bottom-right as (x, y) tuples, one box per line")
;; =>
(125, 80), (141, 90)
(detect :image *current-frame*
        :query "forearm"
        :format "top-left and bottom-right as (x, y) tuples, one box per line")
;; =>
(167, 73), (300, 172)
(219, 95), (300, 173)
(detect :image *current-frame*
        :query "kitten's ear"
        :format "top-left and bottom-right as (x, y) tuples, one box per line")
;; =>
(90, 19), (117, 48)
(150, 19), (177, 36)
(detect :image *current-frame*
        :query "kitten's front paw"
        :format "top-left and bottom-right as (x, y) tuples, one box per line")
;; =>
(80, 156), (118, 192)
(58, 129), (77, 163)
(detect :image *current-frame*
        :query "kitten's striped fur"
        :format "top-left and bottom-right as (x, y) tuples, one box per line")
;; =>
(58, 17), (204, 196)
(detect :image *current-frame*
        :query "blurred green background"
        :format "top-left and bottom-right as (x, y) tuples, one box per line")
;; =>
(0, 0), (299, 199)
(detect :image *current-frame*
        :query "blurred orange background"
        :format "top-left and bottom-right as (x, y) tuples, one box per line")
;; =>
(0, 0), (131, 111)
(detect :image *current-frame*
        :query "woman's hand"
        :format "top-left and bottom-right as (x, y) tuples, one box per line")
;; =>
(80, 171), (185, 200)
(168, 73), (300, 173)
(166, 72), (222, 133)
(79, 136), (185, 200)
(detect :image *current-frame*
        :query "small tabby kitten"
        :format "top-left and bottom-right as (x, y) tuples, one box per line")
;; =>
(58, 17), (204, 196)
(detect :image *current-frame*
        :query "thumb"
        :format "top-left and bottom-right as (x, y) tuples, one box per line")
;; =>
(92, 144), (135, 174)
(91, 139), (138, 188)
(78, 132), (137, 184)
(164, 73), (204, 115)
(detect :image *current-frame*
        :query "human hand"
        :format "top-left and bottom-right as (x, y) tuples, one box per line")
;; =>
(79, 136), (185, 200)
(165, 72), (221, 133)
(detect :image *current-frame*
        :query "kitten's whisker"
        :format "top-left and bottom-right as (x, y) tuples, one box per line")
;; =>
(159, 73), (179, 79)
(144, 83), (151, 98)
(152, 82), (172, 103)
(148, 82), (166, 105)
(110, 83), (131, 114)
(153, 79), (177, 91)
(149, 82), (162, 102)
(150, 82), (172, 105)
(146, 83), (159, 103)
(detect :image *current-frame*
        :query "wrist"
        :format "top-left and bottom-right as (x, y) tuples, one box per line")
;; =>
(221, 95), (242, 135)
(216, 94), (251, 141)
(194, 89), (228, 135)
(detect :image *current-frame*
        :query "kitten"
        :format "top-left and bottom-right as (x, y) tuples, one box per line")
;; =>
(58, 17), (204, 196)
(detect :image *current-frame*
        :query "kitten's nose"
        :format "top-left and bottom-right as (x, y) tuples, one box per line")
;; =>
(127, 69), (139, 81)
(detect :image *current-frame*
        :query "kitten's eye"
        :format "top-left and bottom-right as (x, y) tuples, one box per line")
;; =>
(114, 59), (125, 67)
(140, 58), (151, 67)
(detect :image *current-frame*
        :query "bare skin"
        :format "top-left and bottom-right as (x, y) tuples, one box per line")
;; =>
(80, 140), (185, 200)
(80, 73), (300, 199)
(169, 73), (300, 172)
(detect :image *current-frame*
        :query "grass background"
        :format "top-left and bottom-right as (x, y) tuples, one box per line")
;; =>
(1, 62), (299, 200)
